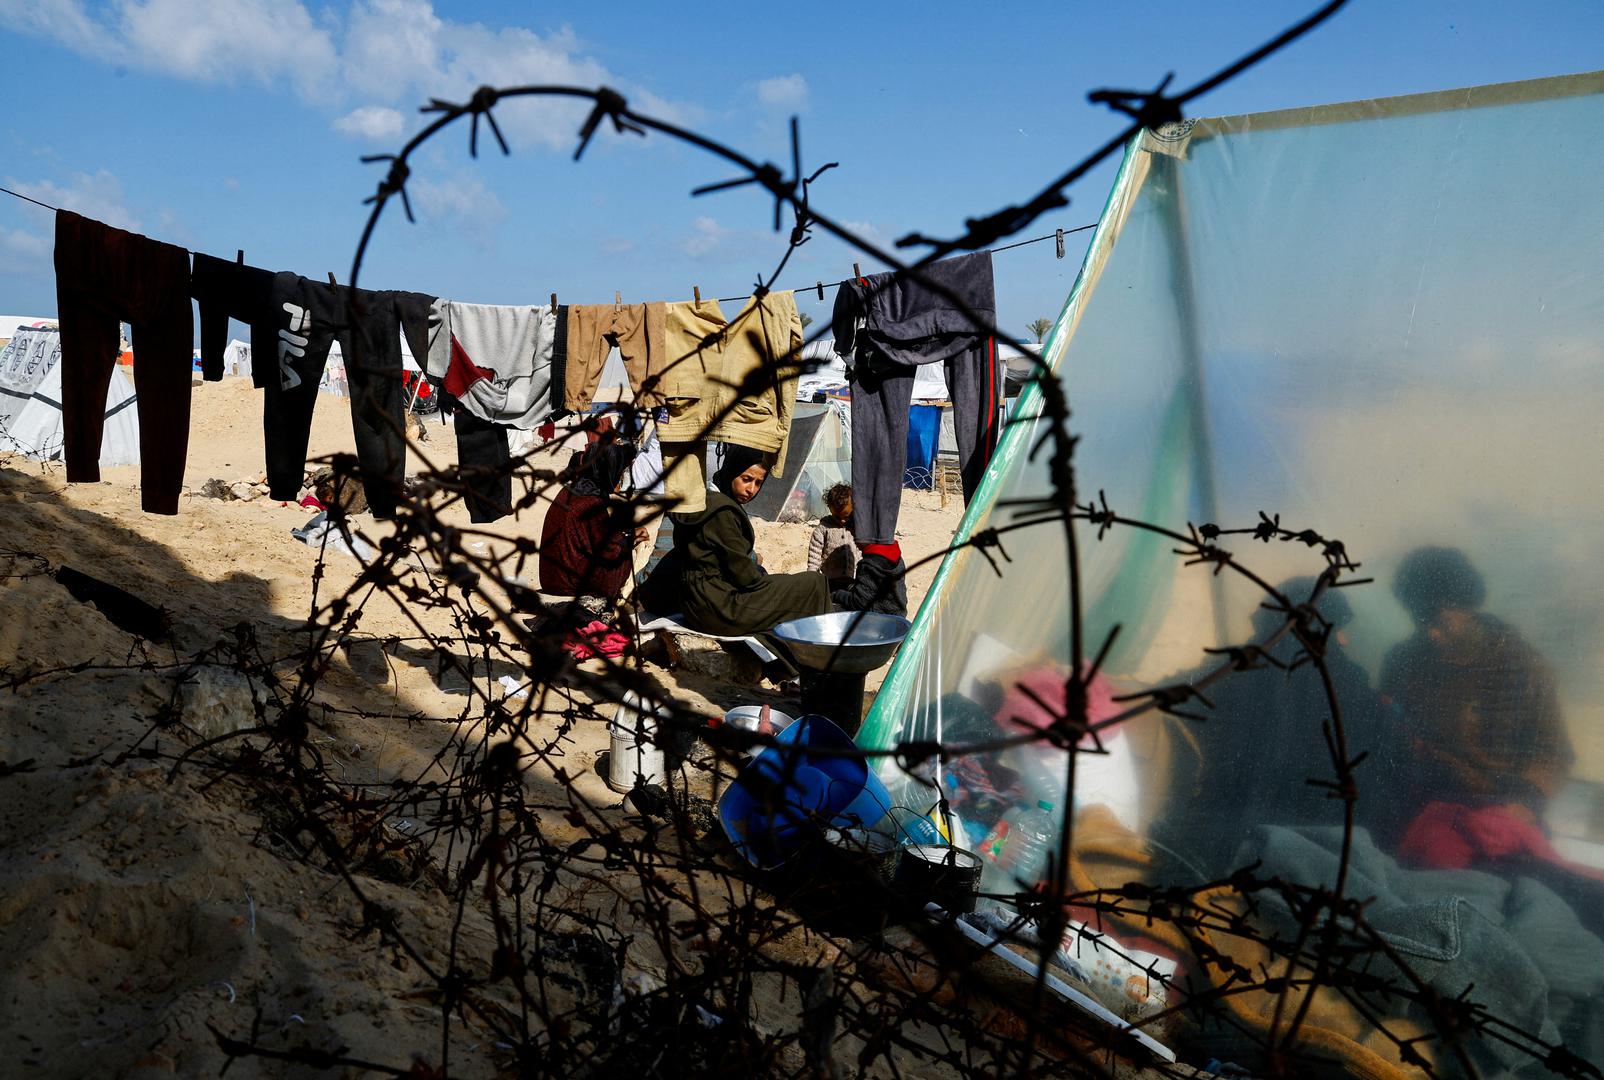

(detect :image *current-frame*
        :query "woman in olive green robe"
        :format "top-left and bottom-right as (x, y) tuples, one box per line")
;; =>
(667, 445), (831, 636)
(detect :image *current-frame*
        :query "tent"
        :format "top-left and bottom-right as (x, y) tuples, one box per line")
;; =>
(0, 316), (55, 347)
(240, 332), (424, 399)
(862, 71), (1604, 1077)
(722, 400), (850, 522)
(0, 324), (63, 431)
(1, 325), (139, 465)
(796, 339), (949, 402)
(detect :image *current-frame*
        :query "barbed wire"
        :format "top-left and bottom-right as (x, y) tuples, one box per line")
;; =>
(7, 0), (1599, 1077)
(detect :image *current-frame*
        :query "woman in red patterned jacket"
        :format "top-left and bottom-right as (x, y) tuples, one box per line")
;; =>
(538, 437), (642, 607)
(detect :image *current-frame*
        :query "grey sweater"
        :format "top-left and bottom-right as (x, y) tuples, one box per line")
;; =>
(808, 517), (857, 582)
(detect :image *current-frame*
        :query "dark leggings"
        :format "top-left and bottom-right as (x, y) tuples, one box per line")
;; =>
(56, 211), (195, 515)
(449, 397), (512, 523)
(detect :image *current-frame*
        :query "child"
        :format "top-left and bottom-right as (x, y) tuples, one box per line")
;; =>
(808, 484), (858, 591)
(831, 538), (908, 617)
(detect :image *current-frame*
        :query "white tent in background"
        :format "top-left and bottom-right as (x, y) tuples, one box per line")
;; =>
(222, 339), (254, 381)
(0, 324), (64, 431)
(313, 332), (427, 398)
(796, 338), (951, 402)
(2, 342), (139, 466)
(0, 316), (56, 346)
(593, 346), (631, 401)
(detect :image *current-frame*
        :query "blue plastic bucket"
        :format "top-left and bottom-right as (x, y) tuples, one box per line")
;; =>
(718, 714), (936, 868)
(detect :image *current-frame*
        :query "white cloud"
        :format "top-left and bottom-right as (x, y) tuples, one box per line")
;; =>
(680, 216), (729, 258)
(0, 1), (689, 152)
(8, 169), (141, 231)
(117, 0), (337, 95)
(0, 0), (336, 95)
(841, 219), (888, 245)
(409, 172), (507, 242)
(755, 73), (807, 110)
(0, 226), (52, 272)
(333, 105), (406, 141)
(0, 0), (114, 54)
(340, 0), (689, 151)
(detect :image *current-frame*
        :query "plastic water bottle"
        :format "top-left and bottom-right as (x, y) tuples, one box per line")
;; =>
(1003, 800), (1057, 888)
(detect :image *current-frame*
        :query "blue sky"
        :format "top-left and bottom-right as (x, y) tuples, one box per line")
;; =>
(2, 0), (1602, 342)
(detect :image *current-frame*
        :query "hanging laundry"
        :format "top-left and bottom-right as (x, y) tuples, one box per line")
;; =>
(265, 275), (434, 518)
(444, 392), (512, 523)
(190, 252), (276, 384)
(832, 250), (1000, 544)
(55, 211), (195, 515)
(564, 300), (668, 411)
(657, 290), (802, 513)
(425, 300), (566, 429)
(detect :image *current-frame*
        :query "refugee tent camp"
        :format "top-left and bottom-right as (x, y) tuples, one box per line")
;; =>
(865, 71), (1604, 1076)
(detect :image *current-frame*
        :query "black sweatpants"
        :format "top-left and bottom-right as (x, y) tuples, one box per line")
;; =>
(265, 276), (434, 518)
(190, 252), (275, 383)
(849, 341), (1000, 544)
(447, 396), (512, 523)
(55, 211), (195, 515)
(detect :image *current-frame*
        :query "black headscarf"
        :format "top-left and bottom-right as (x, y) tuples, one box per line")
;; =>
(568, 440), (636, 498)
(711, 444), (769, 499)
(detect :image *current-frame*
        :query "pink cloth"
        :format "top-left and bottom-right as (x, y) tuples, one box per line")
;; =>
(1399, 801), (1604, 882)
(564, 619), (629, 660)
(996, 665), (1120, 748)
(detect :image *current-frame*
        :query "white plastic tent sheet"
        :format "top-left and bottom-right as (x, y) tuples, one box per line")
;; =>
(0, 326), (138, 465)
(0, 325), (63, 431)
(865, 72), (1604, 1077)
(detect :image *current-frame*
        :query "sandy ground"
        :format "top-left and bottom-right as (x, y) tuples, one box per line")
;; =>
(0, 376), (966, 1077)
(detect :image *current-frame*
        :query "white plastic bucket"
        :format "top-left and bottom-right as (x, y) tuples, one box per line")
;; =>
(608, 692), (668, 792)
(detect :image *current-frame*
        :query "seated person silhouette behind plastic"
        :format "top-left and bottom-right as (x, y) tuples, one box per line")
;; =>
(1380, 546), (1572, 838)
(1152, 577), (1403, 881)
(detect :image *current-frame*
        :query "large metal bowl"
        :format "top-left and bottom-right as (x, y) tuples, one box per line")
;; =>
(770, 611), (912, 674)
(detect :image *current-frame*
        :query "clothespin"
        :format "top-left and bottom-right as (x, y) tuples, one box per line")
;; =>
(550, 292), (558, 314)
(853, 263), (862, 279)
(815, 280), (824, 301)
(615, 290), (622, 306)
(1055, 228), (1065, 259)
(693, 286), (701, 304)
(236, 249), (245, 265)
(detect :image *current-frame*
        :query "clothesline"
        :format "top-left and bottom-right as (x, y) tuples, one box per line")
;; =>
(0, 185), (59, 213)
(713, 222), (1100, 303)
(1, 183), (1097, 313)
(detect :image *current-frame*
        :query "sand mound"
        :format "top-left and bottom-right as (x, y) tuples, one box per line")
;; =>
(0, 379), (966, 1076)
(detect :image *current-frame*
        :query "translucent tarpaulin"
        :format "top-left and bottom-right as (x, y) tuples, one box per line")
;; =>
(739, 400), (850, 522)
(865, 71), (1604, 1076)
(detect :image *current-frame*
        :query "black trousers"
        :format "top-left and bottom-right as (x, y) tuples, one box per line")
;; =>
(56, 211), (195, 515)
(449, 397), (512, 523)
(190, 252), (275, 383)
(849, 340), (1000, 544)
(264, 277), (433, 517)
